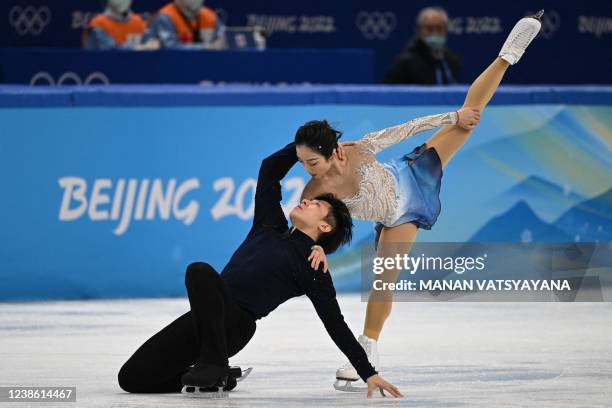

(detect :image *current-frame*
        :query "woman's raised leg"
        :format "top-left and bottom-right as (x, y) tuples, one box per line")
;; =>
(426, 57), (510, 169)
(426, 11), (543, 169)
(336, 12), (544, 383)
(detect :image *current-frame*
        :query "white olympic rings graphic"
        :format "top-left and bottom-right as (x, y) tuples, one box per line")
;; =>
(9, 6), (51, 36)
(356, 11), (396, 40)
(30, 71), (110, 86)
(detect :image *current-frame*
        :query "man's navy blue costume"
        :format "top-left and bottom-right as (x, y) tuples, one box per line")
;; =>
(118, 143), (377, 393)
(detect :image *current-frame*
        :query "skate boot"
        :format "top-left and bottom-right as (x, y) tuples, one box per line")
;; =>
(181, 363), (253, 397)
(333, 334), (379, 392)
(499, 10), (544, 65)
(181, 363), (229, 397)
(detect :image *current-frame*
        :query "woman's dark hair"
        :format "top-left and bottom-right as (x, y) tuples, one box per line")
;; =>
(295, 120), (342, 159)
(314, 193), (353, 254)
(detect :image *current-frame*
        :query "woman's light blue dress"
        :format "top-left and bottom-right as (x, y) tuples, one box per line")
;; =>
(374, 142), (443, 249)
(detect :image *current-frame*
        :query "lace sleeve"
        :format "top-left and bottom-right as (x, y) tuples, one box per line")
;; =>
(359, 111), (457, 155)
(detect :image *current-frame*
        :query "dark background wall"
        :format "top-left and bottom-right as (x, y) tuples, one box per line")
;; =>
(3, 0), (612, 83)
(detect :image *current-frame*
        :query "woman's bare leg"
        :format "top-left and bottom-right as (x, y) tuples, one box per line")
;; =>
(358, 11), (543, 349)
(362, 58), (510, 338)
(427, 57), (510, 169)
(363, 223), (418, 340)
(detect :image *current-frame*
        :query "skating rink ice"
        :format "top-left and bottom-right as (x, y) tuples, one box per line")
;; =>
(1, 295), (610, 407)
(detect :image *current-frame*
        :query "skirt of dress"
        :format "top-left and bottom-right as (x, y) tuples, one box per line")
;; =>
(374, 142), (443, 250)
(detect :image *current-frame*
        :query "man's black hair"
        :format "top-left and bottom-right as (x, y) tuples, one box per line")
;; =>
(314, 193), (353, 254)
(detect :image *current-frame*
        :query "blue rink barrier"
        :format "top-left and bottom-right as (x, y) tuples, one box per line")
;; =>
(1, 85), (611, 301)
(2, 84), (612, 107)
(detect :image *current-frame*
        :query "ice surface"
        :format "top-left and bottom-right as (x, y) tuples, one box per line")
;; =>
(1, 296), (611, 407)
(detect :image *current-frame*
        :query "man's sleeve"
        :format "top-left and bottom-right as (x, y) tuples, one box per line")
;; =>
(252, 142), (297, 230)
(302, 267), (378, 382)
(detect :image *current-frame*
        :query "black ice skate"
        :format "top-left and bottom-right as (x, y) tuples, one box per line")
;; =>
(181, 363), (253, 397)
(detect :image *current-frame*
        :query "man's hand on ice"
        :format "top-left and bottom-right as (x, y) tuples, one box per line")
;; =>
(366, 374), (403, 398)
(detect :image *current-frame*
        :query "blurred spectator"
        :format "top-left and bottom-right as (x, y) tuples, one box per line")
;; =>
(149, 0), (225, 49)
(83, 0), (159, 50)
(384, 7), (461, 85)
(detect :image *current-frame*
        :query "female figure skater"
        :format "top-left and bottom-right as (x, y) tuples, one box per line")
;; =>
(295, 12), (544, 388)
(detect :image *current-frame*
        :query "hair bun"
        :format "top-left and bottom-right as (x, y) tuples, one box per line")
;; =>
(295, 119), (343, 160)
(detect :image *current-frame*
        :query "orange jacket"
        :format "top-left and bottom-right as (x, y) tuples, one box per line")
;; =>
(88, 13), (146, 45)
(159, 2), (217, 43)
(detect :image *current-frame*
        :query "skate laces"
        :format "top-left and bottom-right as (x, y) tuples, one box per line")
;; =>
(515, 28), (537, 47)
(509, 19), (539, 50)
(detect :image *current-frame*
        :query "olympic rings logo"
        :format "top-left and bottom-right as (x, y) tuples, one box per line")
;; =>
(356, 11), (396, 40)
(30, 72), (110, 86)
(9, 6), (51, 36)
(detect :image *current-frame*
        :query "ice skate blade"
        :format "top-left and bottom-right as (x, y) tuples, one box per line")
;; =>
(235, 366), (253, 382)
(333, 379), (367, 392)
(181, 385), (229, 398)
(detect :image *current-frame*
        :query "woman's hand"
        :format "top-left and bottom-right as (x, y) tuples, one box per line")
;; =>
(366, 374), (403, 398)
(456, 107), (481, 130)
(308, 245), (328, 272)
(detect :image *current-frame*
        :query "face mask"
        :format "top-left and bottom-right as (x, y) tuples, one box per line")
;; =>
(423, 35), (446, 51)
(108, 0), (131, 14)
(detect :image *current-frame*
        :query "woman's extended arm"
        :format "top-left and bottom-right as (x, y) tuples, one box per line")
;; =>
(359, 108), (479, 155)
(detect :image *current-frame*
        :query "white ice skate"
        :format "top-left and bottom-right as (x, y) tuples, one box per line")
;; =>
(333, 334), (379, 392)
(499, 10), (544, 65)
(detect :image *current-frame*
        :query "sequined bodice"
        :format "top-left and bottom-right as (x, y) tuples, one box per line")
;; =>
(342, 161), (398, 225)
(340, 111), (456, 224)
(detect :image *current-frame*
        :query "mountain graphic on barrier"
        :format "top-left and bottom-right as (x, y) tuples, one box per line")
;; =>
(554, 187), (612, 242)
(331, 189), (611, 291)
(413, 105), (611, 243)
(472, 187), (612, 243)
(469, 200), (572, 243)
(486, 174), (585, 223)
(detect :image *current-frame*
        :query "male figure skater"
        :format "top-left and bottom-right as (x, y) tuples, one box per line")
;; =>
(118, 142), (403, 398)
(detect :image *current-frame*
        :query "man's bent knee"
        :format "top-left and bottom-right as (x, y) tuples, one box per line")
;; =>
(118, 361), (142, 393)
(185, 262), (217, 287)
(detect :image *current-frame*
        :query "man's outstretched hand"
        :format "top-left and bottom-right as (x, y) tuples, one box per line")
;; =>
(366, 374), (403, 398)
